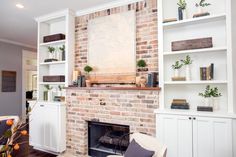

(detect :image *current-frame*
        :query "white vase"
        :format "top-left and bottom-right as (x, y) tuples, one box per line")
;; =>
(174, 69), (180, 77)
(47, 90), (52, 102)
(213, 97), (220, 110)
(185, 65), (191, 81)
(182, 9), (188, 19)
(197, 7), (204, 14)
(56, 51), (61, 61)
(204, 97), (213, 107)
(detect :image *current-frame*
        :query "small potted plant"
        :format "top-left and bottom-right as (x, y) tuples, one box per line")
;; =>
(171, 61), (183, 77)
(177, 0), (187, 20)
(84, 65), (93, 87)
(48, 46), (56, 59)
(211, 87), (222, 110)
(181, 55), (193, 81)
(195, 0), (211, 14)
(199, 85), (222, 109)
(59, 45), (65, 61)
(137, 59), (148, 72)
(44, 85), (53, 102)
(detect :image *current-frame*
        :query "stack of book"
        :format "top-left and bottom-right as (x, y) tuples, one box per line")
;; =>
(77, 75), (86, 87)
(200, 63), (214, 80)
(171, 99), (189, 110)
(193, 12), (210, 18)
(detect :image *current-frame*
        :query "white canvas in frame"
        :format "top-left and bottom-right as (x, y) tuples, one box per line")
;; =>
(88, 10), (136, 76)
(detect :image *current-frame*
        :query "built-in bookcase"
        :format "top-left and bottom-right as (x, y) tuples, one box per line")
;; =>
(158, 0), (235, 113)
(36, 9), (75, 102)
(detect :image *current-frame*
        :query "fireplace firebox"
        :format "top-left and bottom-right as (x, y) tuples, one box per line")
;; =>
(88, 121), (130, 157)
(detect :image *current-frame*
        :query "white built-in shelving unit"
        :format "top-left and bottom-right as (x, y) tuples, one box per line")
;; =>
(36, 9), (75, 102)
(156, 0), (236, 157)
(157, 0), (235, 114)
(30, 9), (75, 153)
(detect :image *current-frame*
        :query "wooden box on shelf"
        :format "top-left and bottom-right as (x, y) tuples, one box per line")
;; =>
(43, 75), (65, 82)
(43, 33), (65, 43)
(171, 37), (213, 51)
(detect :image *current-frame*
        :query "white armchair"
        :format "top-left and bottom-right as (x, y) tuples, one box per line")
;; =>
(107, 132), (167, 157)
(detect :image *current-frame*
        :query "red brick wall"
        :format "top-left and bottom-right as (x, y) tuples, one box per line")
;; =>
(74, 0), (158, 76)
(66, 89), (159, 156)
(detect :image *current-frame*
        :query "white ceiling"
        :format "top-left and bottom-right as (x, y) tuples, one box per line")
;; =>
(0, 0), (123, 48)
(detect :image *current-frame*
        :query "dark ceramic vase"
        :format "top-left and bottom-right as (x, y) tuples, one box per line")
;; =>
(178, 7), (183, 20)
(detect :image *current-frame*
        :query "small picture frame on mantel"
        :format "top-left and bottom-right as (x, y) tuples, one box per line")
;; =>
(1, 71), (17, 92)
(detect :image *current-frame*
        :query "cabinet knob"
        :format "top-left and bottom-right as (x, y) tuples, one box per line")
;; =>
(189, 117), (192, 120)
(193, 117), (196, 120)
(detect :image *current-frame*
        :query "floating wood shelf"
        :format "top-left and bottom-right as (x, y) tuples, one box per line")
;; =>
(65, 86), (161, 91)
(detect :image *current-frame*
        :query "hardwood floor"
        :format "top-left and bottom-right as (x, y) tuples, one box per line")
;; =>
(28, 147), (57, 157)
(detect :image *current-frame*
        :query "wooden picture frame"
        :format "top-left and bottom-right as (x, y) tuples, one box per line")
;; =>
(2, 71), (17, 92)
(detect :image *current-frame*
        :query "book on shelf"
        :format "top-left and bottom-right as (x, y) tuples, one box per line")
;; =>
(171, 99), (189, 110)
(171, 77), (186, 81)
(200, 63), (214, 80)
(171, 104), (189, 110)
(163, 18), (177, 23)
(197, 106), (213, 112)
(193, 12), (210, 18)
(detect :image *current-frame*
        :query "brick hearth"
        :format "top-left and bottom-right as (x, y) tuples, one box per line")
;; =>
(66, 89), (159, 156)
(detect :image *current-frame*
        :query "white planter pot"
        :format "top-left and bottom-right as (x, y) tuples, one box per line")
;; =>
(56, 52), (62, 61)
(197, 7), (204, 14)
(174, 69), (180, 77)
(213, 97), (220, 110)
(47, 90), (52, 102)
(182, 9), (188, 19)
(185, 65), (191, 81)
(204, 97), (213, 107)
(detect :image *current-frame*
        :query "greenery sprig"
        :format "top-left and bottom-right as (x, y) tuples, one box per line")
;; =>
(181, 55), (193, 65)
(177, 0), (187, 10)
(48, 46), (55, 53)
(172, 61), (183, 69)
(196, 0), (211, 7)
(199, 85), (222, 98)
(44, 85), (53, 91)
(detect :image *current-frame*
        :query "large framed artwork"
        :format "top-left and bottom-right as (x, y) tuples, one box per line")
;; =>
(88, 10), (136, 83)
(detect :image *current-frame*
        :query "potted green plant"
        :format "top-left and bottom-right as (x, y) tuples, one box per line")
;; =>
(177, 0), (187, 20)
(44, 85), (53, 101)
(171, 61), (183, 77)
(195, 0), (211, 14)
(199, 85), (222, 109)
(48, 46), (56, 59)
(211, 87), (222, 110)
(84, 65), (93, 87)
(137, 59), (148, 72)
(181, 55), (193, 81)
(59, 45), (65, 61)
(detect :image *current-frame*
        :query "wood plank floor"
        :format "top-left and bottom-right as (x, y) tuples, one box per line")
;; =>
(28, 147), (57, 157)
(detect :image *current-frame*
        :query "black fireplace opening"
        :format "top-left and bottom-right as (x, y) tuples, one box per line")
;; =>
(88, 121), (130, 157)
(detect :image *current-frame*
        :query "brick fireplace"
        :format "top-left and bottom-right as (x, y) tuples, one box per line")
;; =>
(66, 89), (159, 156)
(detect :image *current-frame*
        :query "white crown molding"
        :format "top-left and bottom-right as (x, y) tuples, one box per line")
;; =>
(76, 0), (144, 16)
(0, 38), (36, 49)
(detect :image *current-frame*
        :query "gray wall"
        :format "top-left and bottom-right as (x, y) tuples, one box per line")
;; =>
(0, 41), (35, 116)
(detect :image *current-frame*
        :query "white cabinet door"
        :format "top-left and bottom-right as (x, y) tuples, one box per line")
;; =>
(193, 117), (233, 157)
(157, 115), (193, 157)
(43, 104), (59, 152)
(29, 103), (45, 147)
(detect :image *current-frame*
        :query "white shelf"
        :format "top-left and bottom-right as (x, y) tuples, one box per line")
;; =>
(163, 14), (226, 29)
(164, 80), (228, 85)
(39, 82), (65, 85)
(163, 47), (227, 56)
(39, 61), (66, 65)
(39, 40), (65, 46)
